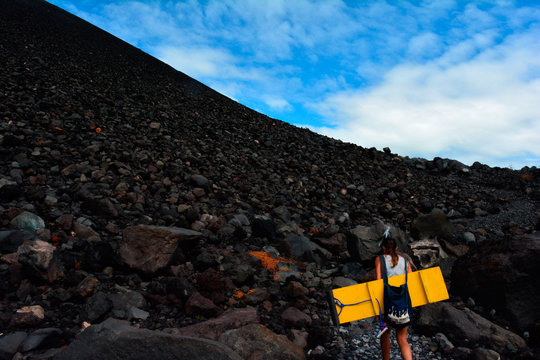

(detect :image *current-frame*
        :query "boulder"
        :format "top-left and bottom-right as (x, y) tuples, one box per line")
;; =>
(120, 225), (201, 273)
(218, 323), (305, 360)
(347, 222), (408, 263)
(411, 210), (454, 241)
(409, 238), (448, 268)
(415, 302), (526, 352)
(451, 233), (540, 340)
(167, 307), (258, 340)
(53, 318), (242, 360)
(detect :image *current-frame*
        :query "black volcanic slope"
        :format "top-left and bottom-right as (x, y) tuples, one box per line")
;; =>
(1, 0), (540, 359)
(1, 0), (538, 233)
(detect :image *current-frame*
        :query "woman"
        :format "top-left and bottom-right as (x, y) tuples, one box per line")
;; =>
(374, 236), (413, 360)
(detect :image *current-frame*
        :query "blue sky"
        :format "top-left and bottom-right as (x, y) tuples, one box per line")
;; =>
(47, 0), (540, 169)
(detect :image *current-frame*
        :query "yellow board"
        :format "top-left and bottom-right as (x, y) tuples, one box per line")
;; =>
(329, 266), (449, 325)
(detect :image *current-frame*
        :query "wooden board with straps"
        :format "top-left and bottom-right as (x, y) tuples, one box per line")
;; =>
(328, 266), (449, 325)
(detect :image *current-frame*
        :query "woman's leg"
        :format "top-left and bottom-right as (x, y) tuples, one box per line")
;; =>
(396, 327), (412, 360)
(380, 328), (390, 360)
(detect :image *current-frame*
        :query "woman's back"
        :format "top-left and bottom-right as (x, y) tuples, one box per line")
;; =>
(383, 254), (406, 277)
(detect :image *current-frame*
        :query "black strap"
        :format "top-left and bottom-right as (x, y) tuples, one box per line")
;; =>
(380, 255), (388, 284)
(380, 255), (408, 284)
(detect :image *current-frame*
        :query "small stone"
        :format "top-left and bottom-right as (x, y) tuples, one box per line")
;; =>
(75, 276), (100, 297)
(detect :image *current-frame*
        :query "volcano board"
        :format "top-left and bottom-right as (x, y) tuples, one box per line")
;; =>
(328, 266), (449, 325)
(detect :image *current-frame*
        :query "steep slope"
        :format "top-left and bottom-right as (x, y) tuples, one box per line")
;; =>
(1, 0), (539, 359)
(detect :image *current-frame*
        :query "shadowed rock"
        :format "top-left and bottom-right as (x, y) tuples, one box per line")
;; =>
(53, 318), (242, 360)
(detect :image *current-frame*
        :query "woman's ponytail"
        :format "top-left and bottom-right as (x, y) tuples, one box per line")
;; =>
(381, 237), (399, 268)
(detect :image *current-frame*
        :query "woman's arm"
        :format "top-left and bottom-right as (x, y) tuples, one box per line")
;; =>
(375, 256), (382, 280)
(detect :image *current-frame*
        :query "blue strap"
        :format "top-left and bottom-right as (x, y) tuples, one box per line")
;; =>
(331, 295), (386, 330)
(333, 297), (372, 316)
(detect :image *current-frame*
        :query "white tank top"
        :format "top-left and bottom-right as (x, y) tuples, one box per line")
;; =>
(383, 255), (407, 278)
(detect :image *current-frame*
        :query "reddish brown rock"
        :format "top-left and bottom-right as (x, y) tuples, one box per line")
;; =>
(219, 323), (305, 360)
(73, 222), (101, 243)
(185, 292), (221, 318)
(286, 281), (309, 298)
(120, 225), (201, 273)
(167, 306), (258, 340)
(281, 307), (312, 328)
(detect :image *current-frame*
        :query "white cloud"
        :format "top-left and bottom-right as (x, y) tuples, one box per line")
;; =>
(407, 32), (442, 59)
(262, 96), (293, 112)
(312, 29), (540, 169)
(156, 46), (227, 78)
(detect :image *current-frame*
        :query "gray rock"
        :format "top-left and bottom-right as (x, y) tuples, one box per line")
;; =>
(0, 332), (27, 359)
(53, 318), (242, 360)
(10, 211), (45, 232)
(110, 291), (147, 319)
(127, 306), (149, 321)
(332, 277), (357, 288)
(285, 234), (330, 265)
(84, 292), (112, 322)
(21, 328), (62, 352)
(463, 231), (476, 244)
(190, 174), (210, 188)
(415, 302), (526, 352)
(434, 332), (454, 353)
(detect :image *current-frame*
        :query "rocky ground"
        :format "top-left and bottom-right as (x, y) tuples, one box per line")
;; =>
(1, 1), (540, 359)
